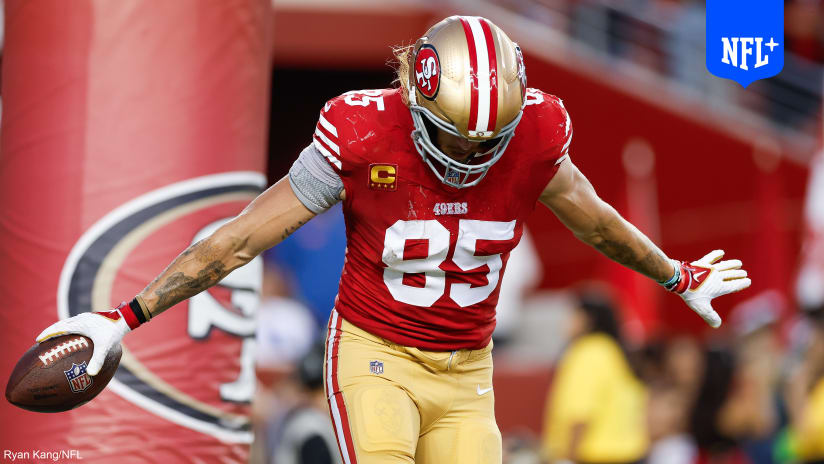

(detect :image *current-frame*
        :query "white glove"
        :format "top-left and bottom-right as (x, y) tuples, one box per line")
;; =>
(36, 306), (132, 376)
(664, 250), (751, 328)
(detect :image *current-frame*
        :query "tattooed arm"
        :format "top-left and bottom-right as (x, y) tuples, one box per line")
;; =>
(34, 176), (317, 373)
(139, 177), (316, 317)
(539, 158), (673, 282)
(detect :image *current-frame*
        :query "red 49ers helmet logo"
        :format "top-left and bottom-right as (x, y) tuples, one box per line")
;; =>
(414, 44), (441, 100)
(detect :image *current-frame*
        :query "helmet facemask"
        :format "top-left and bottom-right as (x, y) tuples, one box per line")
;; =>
(410, 104), (521, 188)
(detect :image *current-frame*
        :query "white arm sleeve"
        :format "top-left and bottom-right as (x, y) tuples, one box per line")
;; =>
(288, 144), (344, 214)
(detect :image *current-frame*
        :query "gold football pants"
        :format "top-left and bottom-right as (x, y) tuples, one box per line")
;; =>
(324, 309), (502, 464)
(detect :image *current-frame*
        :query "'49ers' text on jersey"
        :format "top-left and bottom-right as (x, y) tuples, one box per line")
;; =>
(313, 88), (571, 350)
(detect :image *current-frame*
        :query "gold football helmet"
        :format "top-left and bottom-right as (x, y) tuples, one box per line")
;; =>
(406, 16), (527, 188)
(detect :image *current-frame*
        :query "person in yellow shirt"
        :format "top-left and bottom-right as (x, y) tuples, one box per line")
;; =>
(542, 292), (648, 464)
(786, 306), (824, 463)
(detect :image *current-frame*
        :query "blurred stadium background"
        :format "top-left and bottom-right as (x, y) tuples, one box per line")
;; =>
(2, 0), (824, 463)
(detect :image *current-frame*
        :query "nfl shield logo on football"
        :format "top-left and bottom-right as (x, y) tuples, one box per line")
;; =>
(64, 361), (93, 393)
(706, 0), (784, 87)
(369, 360), (384, 375)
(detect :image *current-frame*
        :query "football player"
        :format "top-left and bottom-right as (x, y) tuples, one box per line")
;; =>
(37, 16), (751, 464)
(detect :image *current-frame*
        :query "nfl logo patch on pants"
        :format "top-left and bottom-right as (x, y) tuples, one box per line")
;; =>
(369, 360), (384, 375)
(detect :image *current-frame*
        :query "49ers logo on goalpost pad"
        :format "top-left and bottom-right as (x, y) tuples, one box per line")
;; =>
(57, 172), (265, 443)
(414, 44), (441, 100)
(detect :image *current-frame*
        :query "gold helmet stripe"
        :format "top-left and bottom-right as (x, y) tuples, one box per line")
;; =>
(458, 16), (499, 135)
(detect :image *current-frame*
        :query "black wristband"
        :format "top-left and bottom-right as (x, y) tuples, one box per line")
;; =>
(128, 297), (149, 324)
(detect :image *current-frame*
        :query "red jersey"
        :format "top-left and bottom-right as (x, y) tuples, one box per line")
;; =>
(312, 87), (571, 350)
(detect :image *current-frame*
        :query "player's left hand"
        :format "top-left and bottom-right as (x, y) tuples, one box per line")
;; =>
(667, 250), (751, 328)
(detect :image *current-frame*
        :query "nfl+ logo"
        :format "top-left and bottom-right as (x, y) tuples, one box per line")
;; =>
(64, 361), (93, 393)
(706, 0), (784, 87)
(369, 360), (384, 375)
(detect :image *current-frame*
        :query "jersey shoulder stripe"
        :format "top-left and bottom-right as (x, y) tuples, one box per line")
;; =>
(313, 89), (406, 173)
(313, 110), (343, 170)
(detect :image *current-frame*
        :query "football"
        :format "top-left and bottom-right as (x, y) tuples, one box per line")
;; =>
(5, 335), (121, 413)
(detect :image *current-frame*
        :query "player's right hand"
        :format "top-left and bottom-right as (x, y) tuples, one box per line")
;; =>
(36, 304), (133, 376)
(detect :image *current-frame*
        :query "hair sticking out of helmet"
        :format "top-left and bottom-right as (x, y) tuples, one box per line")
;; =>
(392, 44), (415, 107)
(399, 16), (527, 189)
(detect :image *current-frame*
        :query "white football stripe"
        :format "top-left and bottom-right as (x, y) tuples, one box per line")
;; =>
(318, 113), (338, 137)
(468, 17), (491, 133)
(314, 127), (340, 155)
(313, 138), (342, 169)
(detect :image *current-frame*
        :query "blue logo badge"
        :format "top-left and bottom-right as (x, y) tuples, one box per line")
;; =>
(706, 0), (784, 87)
(369, 360), (384, 375)
(64, 361), (93, 393)
(446, 168), (460, 185)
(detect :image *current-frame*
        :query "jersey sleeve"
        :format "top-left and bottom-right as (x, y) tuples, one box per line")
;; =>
(526, 89), (573, 166)
(311, 90), (386, 177)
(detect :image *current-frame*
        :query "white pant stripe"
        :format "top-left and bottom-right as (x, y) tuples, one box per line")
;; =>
(326, 310), (352, 464)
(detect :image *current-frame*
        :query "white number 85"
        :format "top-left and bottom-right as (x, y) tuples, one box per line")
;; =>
(381, 219), (516, 307)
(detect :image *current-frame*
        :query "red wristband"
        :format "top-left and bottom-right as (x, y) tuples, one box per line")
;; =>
(115, 301), (141, 330)
(670, 261), (713, 294)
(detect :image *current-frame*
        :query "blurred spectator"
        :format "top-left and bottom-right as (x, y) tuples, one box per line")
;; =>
(689, 345), (738, 460)
(718, 291), (786, 464)
(662, 336), (705, 397)
(785, 306), (824, 463)
(255, 265), (318, 371)
(503, 434), (544, 464)
(265, 203), (346, 329)
(646, 381), (697, 464)
(646, 335), (742, 462)
(541, 290), (648, 463)
(259, 339), (340, 464)
(255, 295), (317, 372)
(251, 266), (323, 463)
